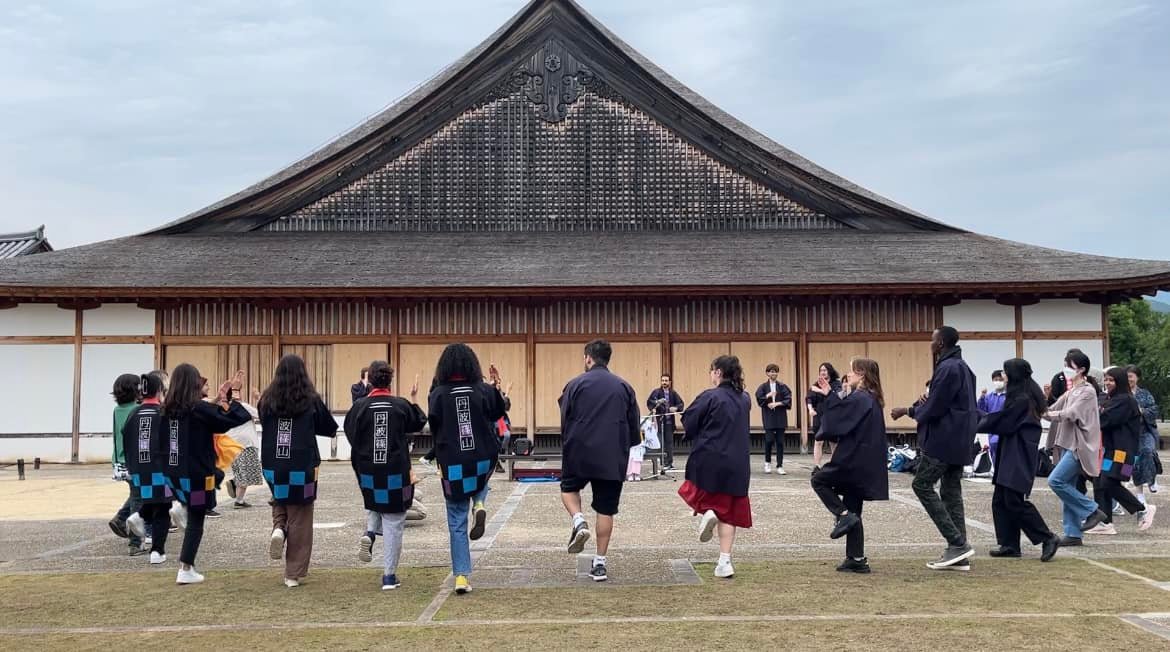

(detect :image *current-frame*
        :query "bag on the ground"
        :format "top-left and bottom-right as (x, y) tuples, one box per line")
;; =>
(887, 445), (917, 472)
(971, 447), (993, 478)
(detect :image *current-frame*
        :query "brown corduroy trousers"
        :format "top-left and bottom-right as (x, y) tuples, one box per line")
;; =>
(272, 503), (314, 580)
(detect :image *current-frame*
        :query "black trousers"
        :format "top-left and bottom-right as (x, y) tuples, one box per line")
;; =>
(1096, 476), (1145, 524)
(139, 502), (172, 554)
(660, 418), (675, 467)
(991, 485), (1053, 550)
(179, 506), (207, 566)
(811, 474), (865, 559)
(764, 429), (784, 466)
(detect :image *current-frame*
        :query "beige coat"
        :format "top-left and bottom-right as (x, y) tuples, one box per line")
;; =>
(1045, 382), (1101, 477)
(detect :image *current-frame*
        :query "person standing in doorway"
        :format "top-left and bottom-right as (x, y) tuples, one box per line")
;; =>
(647, 373), (684, 471)
(559, 339), (641, 583)
(351, 367), (371, 403)
(891, 326), (979, 570)
(755, 364), (792, 475)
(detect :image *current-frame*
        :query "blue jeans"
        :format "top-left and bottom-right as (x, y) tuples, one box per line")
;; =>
(444, 485), (490, 576)
(1047, 451), (1098, 538)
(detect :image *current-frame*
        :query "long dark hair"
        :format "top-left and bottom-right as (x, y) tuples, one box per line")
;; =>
(711, 355), (745, 393)
(1003, 358), (1046, 419)
(367, 360), (393, 389)
(817, 362), (840, 384)
(434, 343), (484, 384)
(260, 354), (320, 417)
(112, 374), (140, 404)
(165, 363), (205, 417)
(851, 358), (884, 408)
(1104, 367), (1132, 397)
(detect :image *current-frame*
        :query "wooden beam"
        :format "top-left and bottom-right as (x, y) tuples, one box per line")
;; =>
(0, 336), (76, 344)
(1021, 331), (1105, 340)
(390, 308), (401, 394)
(962, 331), (1019, 341)
(798, 309), (809, 448)
(670, 332), (800, 343)
(272, 310), (282, 364)
(1101, 303), (1111, 367)
(71, 310), (83, 463)
(283, 334), (392, 345)
(1014, 306), (1024, 358)
(526, 305), (536, 439)
(161, 335), (272, 345)
(153, 310), (163, 370)
(807, 332), (931, 343)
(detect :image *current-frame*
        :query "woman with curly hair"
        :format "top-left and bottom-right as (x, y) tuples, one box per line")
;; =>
(679, 354), (752, 579)
(258, 354), (338, 588)
(808, 358), (890, 574)
(806, 362), (841, 473)
(162, 364), (252, 585)
(428, 343), (506, 595)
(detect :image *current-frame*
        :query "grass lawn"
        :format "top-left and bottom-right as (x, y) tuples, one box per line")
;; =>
(435, 559), (1170, 620)
(5, 617), (1162, 651)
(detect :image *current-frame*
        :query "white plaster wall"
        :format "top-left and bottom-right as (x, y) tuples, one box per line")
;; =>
(1022, 300), (1102, 331)
(958, 340), (1017, 394)
(944, 300), (1015, 333)
(84, 305), (155, 336)
(79, 344), (155, 434)
(0, 304), (74, 336)
(0, 345), (74, 433)
(0, 434), (122, 464)
(1023, 339), (1106, 380)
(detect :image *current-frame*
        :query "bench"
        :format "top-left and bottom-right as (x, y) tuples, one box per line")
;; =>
(499, 450), (670, 482)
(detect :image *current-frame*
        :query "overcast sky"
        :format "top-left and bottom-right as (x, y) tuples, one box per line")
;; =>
(1, 1), (1167, 270)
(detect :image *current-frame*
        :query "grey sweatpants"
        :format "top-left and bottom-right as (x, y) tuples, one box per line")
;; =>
(380, 511), (407, 576)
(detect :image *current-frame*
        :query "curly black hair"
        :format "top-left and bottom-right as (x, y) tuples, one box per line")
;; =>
(434, 343), (484, 384)
(367, 360), (394, 389)
(111, 374), (140, 404)
(711, 355), (745, 393)
(259, 354), (321, 417)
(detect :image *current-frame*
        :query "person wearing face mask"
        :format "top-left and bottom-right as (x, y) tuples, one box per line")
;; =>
(891, 326), (979, 570)
(1044, 350), (1103, 547)
(808, 358), (889, 574)
(646, 373), (685, 471)
(1087, 367), (1156, 534)
(978, 371), (1007, 467)
(679, 355), (752, 579)
(977, 359), (1060, 561)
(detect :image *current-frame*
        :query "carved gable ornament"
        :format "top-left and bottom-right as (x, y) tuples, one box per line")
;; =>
(489, 38), (620, 122)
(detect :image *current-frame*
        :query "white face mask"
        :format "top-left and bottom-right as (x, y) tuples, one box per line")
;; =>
(1062, 367), (1079, 381)
(992, 381), (1005, 392)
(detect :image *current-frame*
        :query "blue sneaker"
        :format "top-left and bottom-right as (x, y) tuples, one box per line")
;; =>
(381, 574), (400, 591)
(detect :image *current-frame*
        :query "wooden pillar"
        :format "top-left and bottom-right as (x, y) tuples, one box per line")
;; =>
(798, 308), (809, 447)
(272, 310), (282, 365)
(1013, 305), (1024, 358)
(71, 309), (83, 463)
(526, 305), (536, 437)
(660, 330), (671, 376)
(390, 308), (401, 394)
(1101, 303), (1111, 366)
(153, 310), (163, 370)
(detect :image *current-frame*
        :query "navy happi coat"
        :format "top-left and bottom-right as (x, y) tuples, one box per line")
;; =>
(815, 389), (889, 501)
(909, 347), (978, 465)
(160, 401), (252, 509)
(559, 365), (641, 482)
(345, 389), (426, 512)
(429, 381), (506, 500)
(120, 400), (173, 504)
(260, 398), (338, 505)
(681, 382), (751, 496)
(976, 397), (1041, 495)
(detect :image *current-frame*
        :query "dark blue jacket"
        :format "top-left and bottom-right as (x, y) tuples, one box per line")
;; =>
(559, 365), (640, 481)
(681, 382), (751, 496)
(646, 387), (684, 430)
(908, 347), (978, 466)
(755, 381), (792, 430)
(976, 397), (1041, 495)
(815, 389), (889, 501)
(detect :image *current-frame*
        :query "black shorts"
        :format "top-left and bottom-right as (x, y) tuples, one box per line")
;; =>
(560, 476), (624, 516)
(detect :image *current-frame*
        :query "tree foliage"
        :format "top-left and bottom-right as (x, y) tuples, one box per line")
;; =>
(1110, 299), (1170, 416)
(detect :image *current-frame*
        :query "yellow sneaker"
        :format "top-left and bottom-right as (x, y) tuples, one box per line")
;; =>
(454, 575), (472, 594)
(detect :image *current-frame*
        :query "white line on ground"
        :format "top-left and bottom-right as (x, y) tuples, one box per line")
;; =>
(1076, 557), (1170, 592)
(887, 492), (997, 535)
(1119, 614), (1170, 641)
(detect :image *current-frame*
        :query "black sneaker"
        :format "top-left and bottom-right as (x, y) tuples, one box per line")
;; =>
(926, 544), (974, 570)
(836, 557), (871, 574)
(830, 513), (861, 540)
(226, 478), (237, 499)
(205, 509), (223, 519)
(589, 564), (608, 582)
(988, 546), (1021, 558)
(567, 521), (591, 554)
(469, 503), (487, 541)
(1080, 509), (1107, 533)
(128, 544), (148, 557)
(108, 519), (129, 539)
(1040, 537), (1061, 562)
(1059, 536), (1083, 547)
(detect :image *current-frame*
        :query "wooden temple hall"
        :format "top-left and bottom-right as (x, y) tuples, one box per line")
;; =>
(2, 0), (1169, 463)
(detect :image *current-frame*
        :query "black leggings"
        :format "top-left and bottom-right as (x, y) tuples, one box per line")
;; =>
(138, 502), (172, 554)
(179, 506), (207, 566)
(1096, 476), (1145, 524)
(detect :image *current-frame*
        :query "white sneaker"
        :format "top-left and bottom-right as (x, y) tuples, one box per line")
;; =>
(150, 551), (166, 565)
(176, 567), (204, 584)
(763, 462), (772, 474)
(284, 578), (299, 588)
(169, 503), (188, 530)
(269, 529), (285, 560)
(698, 510), (718, 543)
(1084, 522), (1117, 535)
(714, 560), (735, 578)
(126, 513), (147, 539)
(775, 466), (787, 476)
(358, 534), (373, 563)
(1139, 504), (1158, 531)
(1112, 503), (1124, 515)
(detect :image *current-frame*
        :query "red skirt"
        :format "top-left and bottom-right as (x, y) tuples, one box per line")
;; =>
(678, 480), (753, 529)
